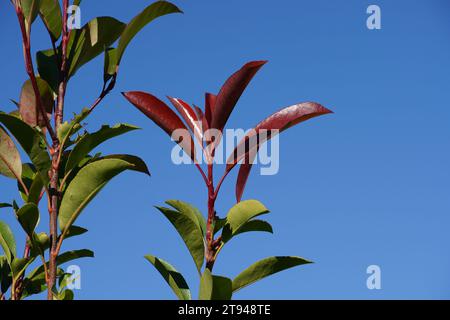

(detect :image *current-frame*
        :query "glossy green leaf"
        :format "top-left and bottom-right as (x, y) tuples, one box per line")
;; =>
(145, 255), (191, 300)
(155, 204), (204, 273)
(36, 49), (59, 93)
(101, 154), (150, 176)
(68, 17), (125, 77)
(198, 270), (231, 300)
(0, 220), (16, 264)
(65, 123), (139, 172)
(59, 159), (144, 232)
(0, 256), (12, 294)
(199, 269), (213, 300)
(56, 249), (94, 265)
(234, 219), (273, 236)
(27, 172), (44, 204)
(21, 0), (40, 28)
(29, 232), (50, 257)
(57, 108), (90, 149)
(213, 217), (226, 235)
(22, 267), (64, 298)
(0, 113), (51, 186)
(19, 77), (54, 128)
(17, 203), (40, 237)
(57, 289), (74, 300)
(222, 200), (269, 242)
(0, 125), (22, 180)
(166, 200), (206, 237)
(116, 1), (182, 67)
(38, 0), (62, 40)
(63, 225), (88, 239)
(18, 163), (35, 202)
(104, 47), (118, 82)
(211, 275), (233, 300)
(18, 163), (43, 204)
(11, 257), (34, 279)
(232, 256), (312, 293)
(27, 249), (94, 281)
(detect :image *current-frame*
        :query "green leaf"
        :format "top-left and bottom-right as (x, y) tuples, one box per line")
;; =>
(22, 268), (65, 298)
(222, 200), (269, 243)
(155, 204), (204, 273)
(101, 154), (150, 176)
(65, 123), (140, 173)
(213, 217), (226, 235)
(19, 77), (54, 128)
(21, 0), (41, 28)
(56, 249), (94, 265)
(11, 257), (35, 280)
(64, 225), (88, 239)
(0, 125), (22, 180)
(27, 172), (44, 204)
(232, 256), (312, 293)
(59, 158), (143, 232)
(0, 203), (12, 209)
(27, 249), (94, 281)
(68, 17), (125, 77)
(57, 108), (90, 149)
(234, 219), (273, 236)
(18, 163), (35, 201)
(57, 289), (74, 300)
(199, 269), (213, 300)
(144, 255), (191, 300)
(17, 164), (44, 205)
(17, 203), (40, 237)
(103, 47), (118, 82)
(36, 49), (59, 93)
(29, 232), (50, 257)
(166, 200), (206, 237)
(198, 270), (231, 300)
(0, 113), (51, 186)
(38, 0), (62, 40)
(116, 1), (182, 67)
(0, 220), (16, 264)
(0, 256), (12, 294)
(211, 275), (233, 300)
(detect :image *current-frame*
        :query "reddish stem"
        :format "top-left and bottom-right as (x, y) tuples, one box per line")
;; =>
(14, 4), (56, 142)
(47, 0), (70, 300)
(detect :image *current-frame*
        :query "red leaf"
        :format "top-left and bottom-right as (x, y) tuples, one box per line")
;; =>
(168, 96), (203, 147)
(193, 104), (210, 136)
(204, 92), (216, 128)
(230, 102), (333, 202)
(122, 91), (196, 161)
(19, 78), (54, 128)
(211, 61), (267, 132)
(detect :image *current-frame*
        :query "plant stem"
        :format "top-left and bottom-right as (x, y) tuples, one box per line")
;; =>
(47, 0), (69, 300)
(13, 3), (56, 142)
(205, 163), (216, 270)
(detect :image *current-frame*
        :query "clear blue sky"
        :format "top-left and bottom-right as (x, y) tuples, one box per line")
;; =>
(1, 0), (450, 299)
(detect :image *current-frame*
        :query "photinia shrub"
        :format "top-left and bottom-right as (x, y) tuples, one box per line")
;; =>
(0, 0), (181, 300)
(122, 60), (333, 299)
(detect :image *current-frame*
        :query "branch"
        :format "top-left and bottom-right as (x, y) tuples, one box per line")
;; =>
(55, 0), (70, 129)
(13, 3), (57, 142)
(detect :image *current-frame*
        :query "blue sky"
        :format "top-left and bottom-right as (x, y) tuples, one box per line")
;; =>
(1, 0), (450, 299)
